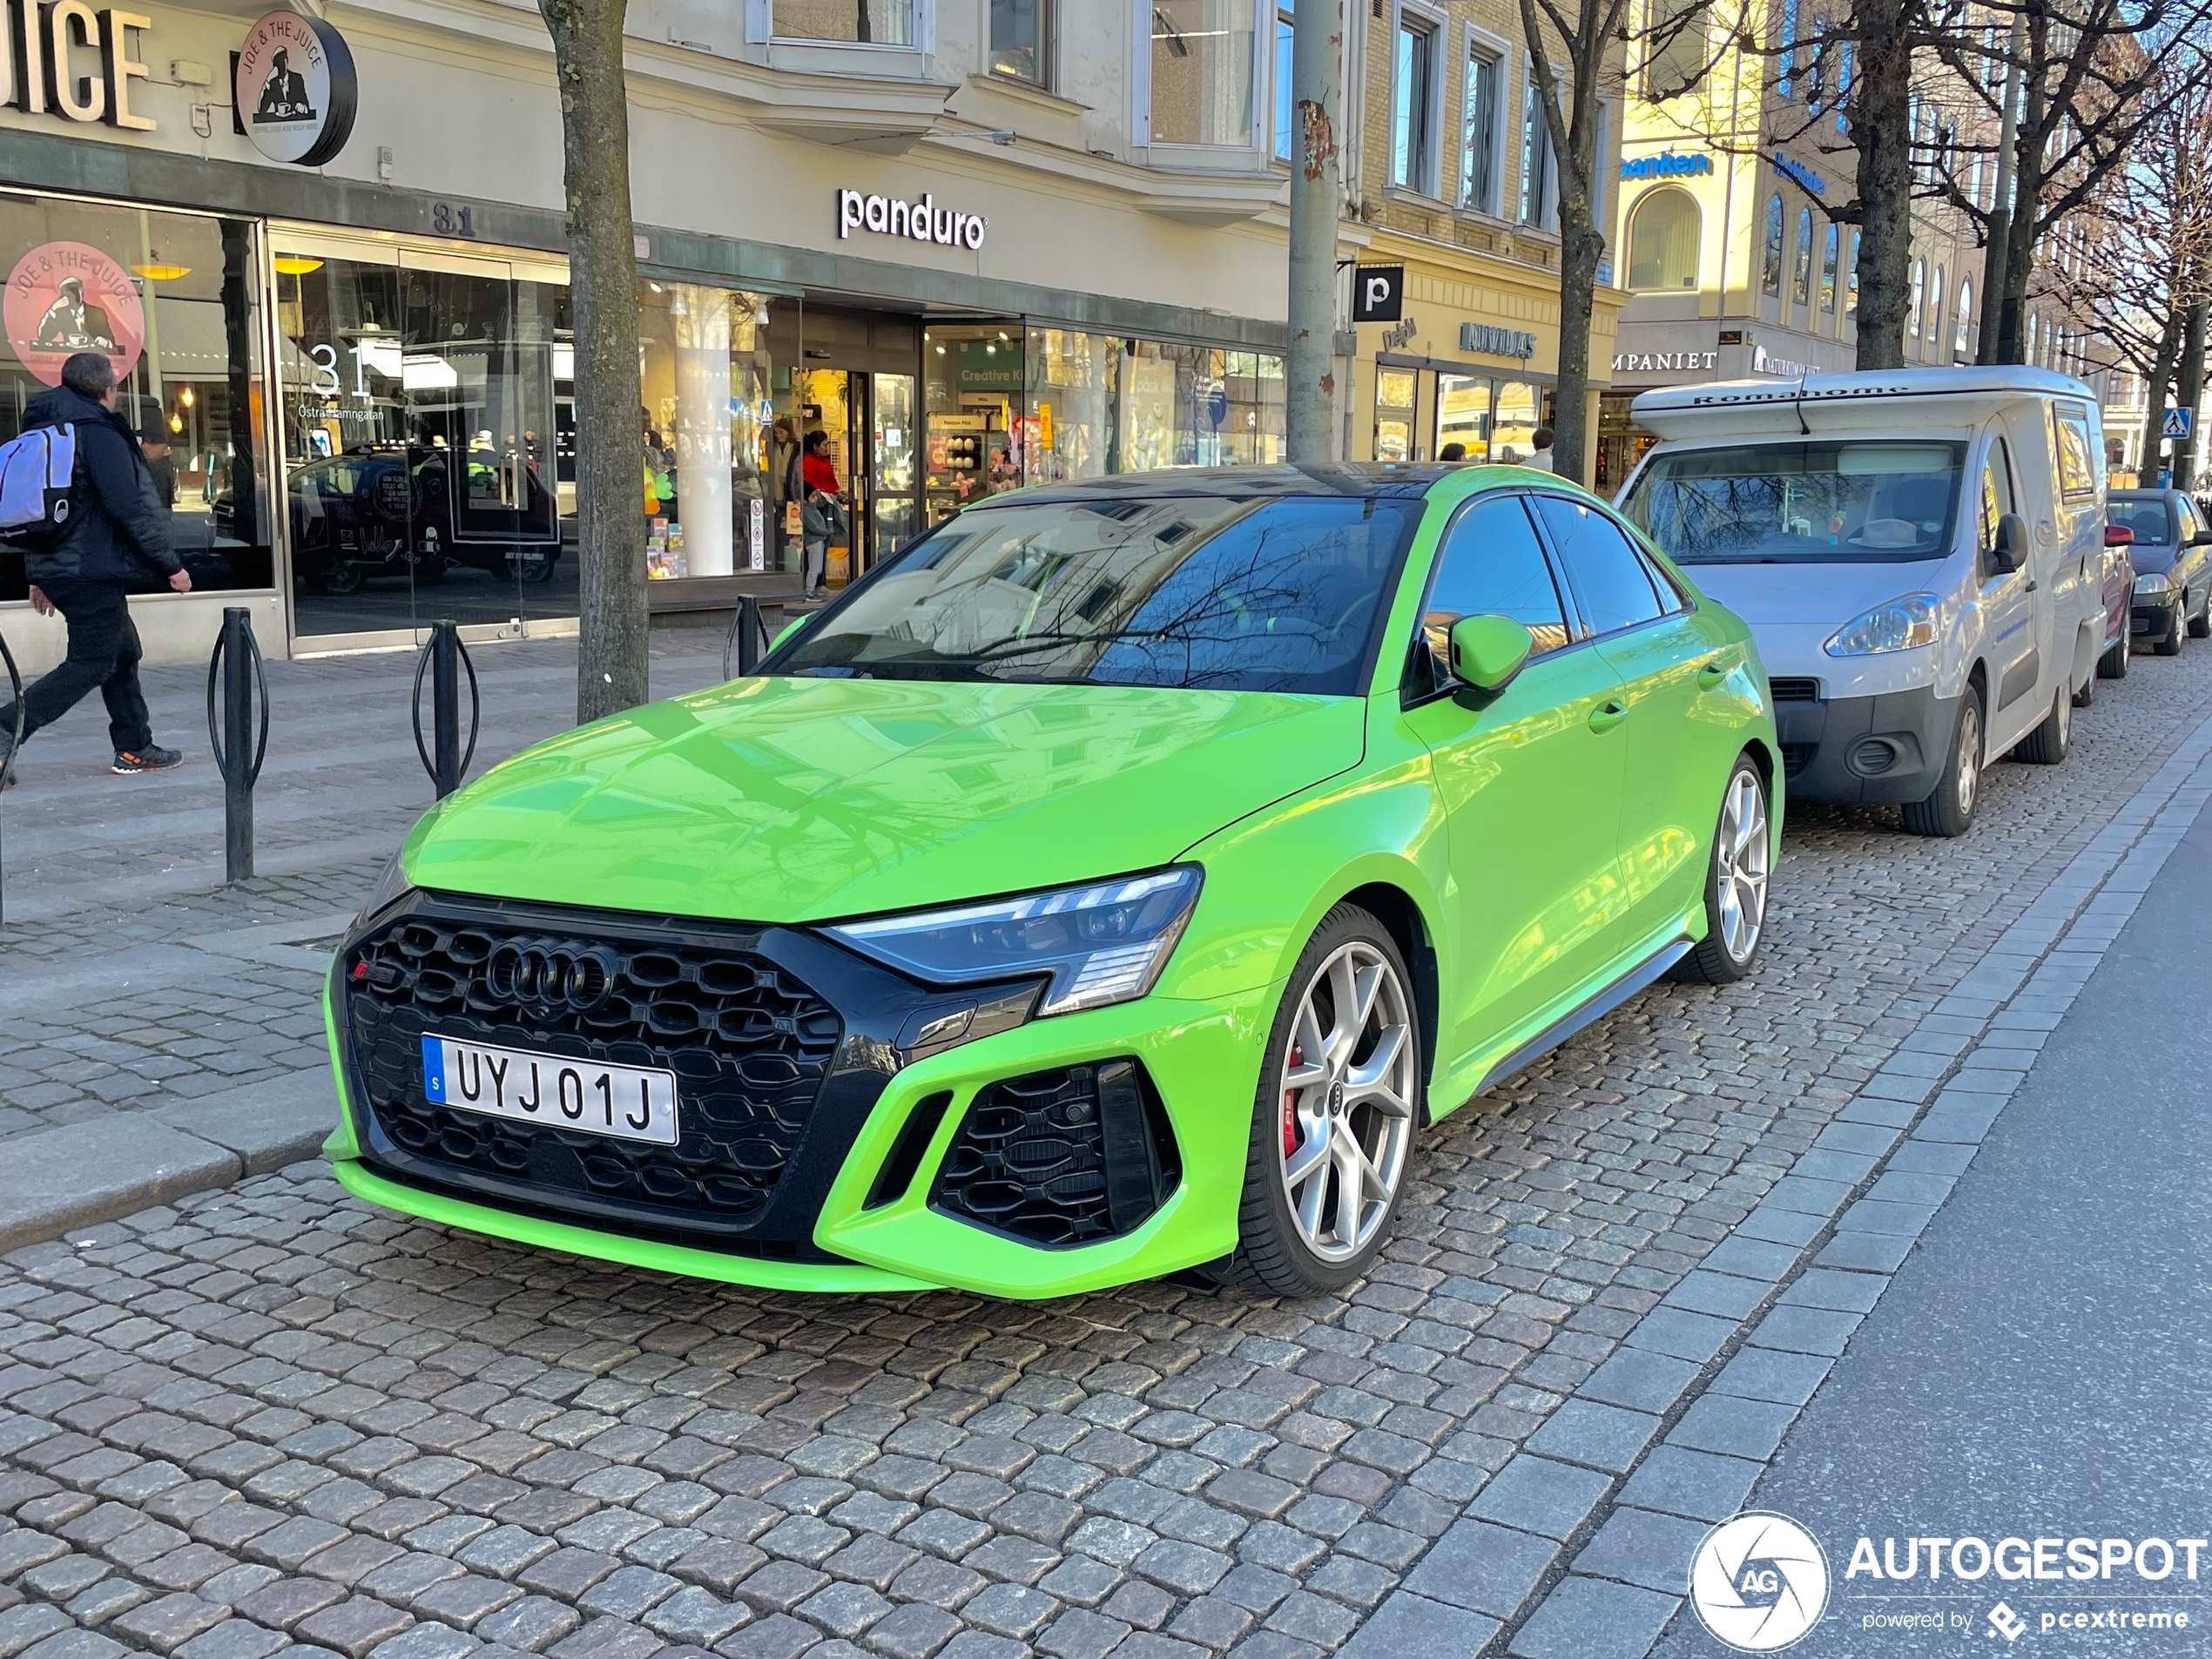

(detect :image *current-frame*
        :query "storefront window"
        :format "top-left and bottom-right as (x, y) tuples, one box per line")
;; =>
(926, 325), (1025, 524)
(1437, 374), (1494, 459)
(1374, 368), (1418, 462)
(637, 281), (783, 579)
(273, 243), (568, 636)
(1, 195), (272, 603)
(1150, 0), (1256, 145)
(1494, 381), (1541, 463)
(1021, 327), (1283, 490)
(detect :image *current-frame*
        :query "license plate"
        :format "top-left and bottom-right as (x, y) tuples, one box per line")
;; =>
(421, 1035), (678, 1146)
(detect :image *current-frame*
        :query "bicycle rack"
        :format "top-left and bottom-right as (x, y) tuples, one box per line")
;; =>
(412, 618), (481, 799)
(206, 607), (270, 884)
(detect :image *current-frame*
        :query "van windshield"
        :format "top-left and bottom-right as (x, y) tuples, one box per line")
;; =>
(1621, 440), (1966, 564)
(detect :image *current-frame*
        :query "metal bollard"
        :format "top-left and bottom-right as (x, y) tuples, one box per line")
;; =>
(411, 619), (480, 799)
(0, 631), (23, 928)
(205, 607), (269, 884)
(721, 594), (772, 682)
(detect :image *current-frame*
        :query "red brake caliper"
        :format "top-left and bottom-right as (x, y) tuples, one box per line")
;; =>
(1283, 1044), (1301, 1157)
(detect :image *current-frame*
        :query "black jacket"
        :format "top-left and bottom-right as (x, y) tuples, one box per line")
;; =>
(23, 385), (180, 585)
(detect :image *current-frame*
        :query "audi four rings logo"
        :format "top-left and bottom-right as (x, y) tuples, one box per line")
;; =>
(486, 942), (619, 1013)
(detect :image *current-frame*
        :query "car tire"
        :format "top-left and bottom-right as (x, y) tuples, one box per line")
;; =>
(2191, 595), (2210, 639)
(2071, 664), (2094, 708)
(2014, 684), (2071, 765)
(2156, 603), (2185, 656)
(2098, 637), (2129, 679)
(1901, 687), (1983, 839)
(323, 561), (365, 597)
(1669, 756), (1772, 987)
(1211, 905), (1423, 1297)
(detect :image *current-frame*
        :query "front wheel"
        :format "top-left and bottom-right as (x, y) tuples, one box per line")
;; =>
(1212, 906), (1422, 1296)
(1901, 688), (1982, 838)
(2155, 603), (2185, 656)
(1670, 757), (1771, 985)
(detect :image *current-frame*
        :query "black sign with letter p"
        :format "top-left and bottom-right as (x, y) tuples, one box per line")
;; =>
(1352, 265), (1405, 323)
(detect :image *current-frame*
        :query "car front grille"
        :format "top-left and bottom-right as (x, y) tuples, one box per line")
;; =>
(931, 1060), (1177, 1247)
(1767, 677), (1821, 702)
(344, 904), (842, 1236)
(1781, 743), (1817, 779)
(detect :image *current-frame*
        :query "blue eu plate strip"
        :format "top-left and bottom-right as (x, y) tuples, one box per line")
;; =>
(421, 1035), (447, 1103)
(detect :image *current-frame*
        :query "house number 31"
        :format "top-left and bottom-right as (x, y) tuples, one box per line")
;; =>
(430, 202), (476, 236)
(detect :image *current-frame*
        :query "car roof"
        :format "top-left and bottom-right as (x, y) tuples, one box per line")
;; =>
(973, 463), (1487, 505)
(2109, 489), (2175, 502)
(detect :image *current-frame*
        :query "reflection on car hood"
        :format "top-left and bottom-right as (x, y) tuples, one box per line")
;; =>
(403, 677), (1367, 923)
(1684, 558), (1951, 628)
(2128, 543), (2177, 576)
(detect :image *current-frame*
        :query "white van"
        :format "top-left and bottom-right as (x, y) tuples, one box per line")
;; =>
(1616, 367), (2107, 837)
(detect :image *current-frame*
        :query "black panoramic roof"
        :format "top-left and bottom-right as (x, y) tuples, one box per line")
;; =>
(982, 463), (1468, 505)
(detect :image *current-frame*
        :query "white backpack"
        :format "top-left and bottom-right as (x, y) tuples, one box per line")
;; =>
(0, 424), (78, 552)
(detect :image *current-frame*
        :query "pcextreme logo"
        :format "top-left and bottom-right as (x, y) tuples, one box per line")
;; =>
(1689, 1511), (1831, 1651)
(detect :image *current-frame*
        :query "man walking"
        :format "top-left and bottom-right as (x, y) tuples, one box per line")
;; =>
(0, 351), (190, 786)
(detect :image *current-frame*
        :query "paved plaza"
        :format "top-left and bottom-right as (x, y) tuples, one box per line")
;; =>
(2, 630), (2209, 1659)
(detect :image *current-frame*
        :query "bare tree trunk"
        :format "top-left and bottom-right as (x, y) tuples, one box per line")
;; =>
(541, 0), (648, 725)
(2141, 308), (2182, 478)
(2174, 300), (2209, 489)
(1553, 203), (1603, 484)
(1850, 0), (1915, 368)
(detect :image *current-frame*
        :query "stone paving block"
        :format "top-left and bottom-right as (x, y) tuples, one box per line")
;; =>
(1615, 1447), (1764, 1525)
(1664, 1398), (1798, 1462)
(1709, 1348), (1833, 1409)
(1837, 1199), (1939, 1238)
(1660, 1272), (1768, 1322)
(172, 1618), (288, 1659)
(1400, 1520), (1557, 1620)
(1465, 1458), (1611, 1542)
(20, 1632), (125, 1659)
(1507, 1575), (1677, 1659)
(1750, 1306), (1864, 1358)
(1780, 1269), (1887, 1315)
(1526, 1401), (1660, 1475)
(1812, 1231), (1914, 1274)
(1696, 1237), (1799, 1284)
(111, 1594), (233, 1654)
(296, 1596), (415, 1657)
(1622, 1309), (1734, 1366)
(1337, 1589), (1499, 1659)
(1570, 1505), (1708, 1595)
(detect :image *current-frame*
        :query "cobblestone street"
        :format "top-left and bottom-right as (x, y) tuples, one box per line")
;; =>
(3, 632), (2211, 1659)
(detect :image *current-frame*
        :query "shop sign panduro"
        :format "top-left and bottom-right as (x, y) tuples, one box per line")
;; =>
(234, 9), (357, 167)
(0, 0), (157, 130)
(837, 189), (988, 251)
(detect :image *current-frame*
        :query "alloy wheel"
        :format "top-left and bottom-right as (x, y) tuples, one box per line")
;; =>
(1276, 942), (1417, 1264)
(1716, 768), (1770, 962)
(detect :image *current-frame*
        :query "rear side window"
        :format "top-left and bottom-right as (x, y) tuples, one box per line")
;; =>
(2050, 403), (2097, 501)
(1533, 496), (1668, 636)
(2109, 496), (2175, 544)
(1420, 495), (1572, 677)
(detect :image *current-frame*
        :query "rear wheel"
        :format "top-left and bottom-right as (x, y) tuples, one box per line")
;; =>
(2098, 636), (2129, 679)
(2190, 594), (2209, 638)
(1670, 757), (1770, 986)
(2014, 684), (2071, 765)
(1902, 688), (1982, 839)
(1213, 906), (1421, 1296)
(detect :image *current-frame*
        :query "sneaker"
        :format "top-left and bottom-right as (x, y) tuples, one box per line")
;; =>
(112, 745), (184, 775)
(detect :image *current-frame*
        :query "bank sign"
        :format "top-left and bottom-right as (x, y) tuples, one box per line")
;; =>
(838, 189), (988, 252)
(1621, 151), (1712, 179)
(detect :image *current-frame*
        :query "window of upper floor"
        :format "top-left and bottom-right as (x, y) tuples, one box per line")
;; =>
(1518, 76), (1558, 230)
(766, 0), (921, 44)
(1644, 0), (1711, 98)
(1146, 0), (1261, 148)
(1627, 186), (1701, 290)
(1392, 5), (1445, 196)
(1460, 30), (1507, 215)
(989, 0), (1050, 85)
(1271, 2), (1295, 159)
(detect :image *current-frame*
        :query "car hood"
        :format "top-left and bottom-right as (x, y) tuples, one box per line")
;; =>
(2128, 543), (2178, 576)
(1683, 557), (1952, 629)
(402, 676), (1366, 923)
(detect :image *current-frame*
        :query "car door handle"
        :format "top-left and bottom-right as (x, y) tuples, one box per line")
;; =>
(1696, 659), (1730, 689)
(1588, 699), (1628, 732)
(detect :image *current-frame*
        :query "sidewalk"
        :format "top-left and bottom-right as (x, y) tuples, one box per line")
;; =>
(0, 633), (734, 1245)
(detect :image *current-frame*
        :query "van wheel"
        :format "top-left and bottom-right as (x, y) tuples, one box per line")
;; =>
(2014, 685), (2071, 765)
(2155, 603), (2185, 656)
(1902, 689), (1982, 838)
(1669, 756), (1770, 986)
(2098, 637), (2129, 679)
(1211, 905), (1422, 1297)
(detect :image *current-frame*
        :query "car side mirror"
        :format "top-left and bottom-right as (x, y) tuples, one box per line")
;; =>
(770, 617), (806, 650)
(1448, 615), (1534, 697)
(2193, 529), (2212, 546)
(2104, 523), (2134, 547)
(1988, 511), (2029, 575)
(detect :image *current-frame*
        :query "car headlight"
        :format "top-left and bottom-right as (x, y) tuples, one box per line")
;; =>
(827, 867), (1203, 1017)
(1824, 592), (1940, 657)
(2135, 571), (2171, 596)
(354, 853), (415, 926)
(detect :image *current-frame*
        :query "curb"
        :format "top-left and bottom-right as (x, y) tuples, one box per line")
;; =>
(0, 1067), (336, 1251)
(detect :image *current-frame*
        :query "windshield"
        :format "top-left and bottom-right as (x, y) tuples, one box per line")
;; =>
(1622, 440), (1966, 564)
(2108, 496), (2175, 545)
(768, 494), (1422, 695)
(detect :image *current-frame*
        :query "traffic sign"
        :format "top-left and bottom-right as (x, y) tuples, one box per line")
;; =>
(2164, 407), (2193, 439)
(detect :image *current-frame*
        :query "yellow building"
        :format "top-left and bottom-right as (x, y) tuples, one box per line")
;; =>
(1340, 3), (1629, 482)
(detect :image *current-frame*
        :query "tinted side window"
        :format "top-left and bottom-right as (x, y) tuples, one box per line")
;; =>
(1421, 495), (1570, 677)
(1534, 496), (1666, 635)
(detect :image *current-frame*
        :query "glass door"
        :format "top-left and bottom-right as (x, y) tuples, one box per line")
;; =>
(870, 372), (920, 564)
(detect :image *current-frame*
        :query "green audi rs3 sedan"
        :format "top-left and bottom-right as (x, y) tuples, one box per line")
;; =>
(325, 464), (1781, 1299)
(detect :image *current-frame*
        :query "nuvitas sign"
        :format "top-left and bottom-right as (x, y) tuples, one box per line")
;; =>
(838, 189), (988, 252)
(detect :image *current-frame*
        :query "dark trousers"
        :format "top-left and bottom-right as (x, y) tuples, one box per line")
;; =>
(0, 579), (152, 755)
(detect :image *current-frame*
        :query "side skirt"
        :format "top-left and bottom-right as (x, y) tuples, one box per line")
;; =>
(1469, 935), (1696, 1099)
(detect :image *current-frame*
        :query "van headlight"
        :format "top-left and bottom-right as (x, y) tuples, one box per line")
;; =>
(827, 867), (1203, 1016)
(2135, 571), (2172, 596)
(1824, 593), (1940, 657)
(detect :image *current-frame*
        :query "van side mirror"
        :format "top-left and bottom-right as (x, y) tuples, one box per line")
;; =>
(2104, 523), (2134, 547)
(1988, 512), (2029, 575)
(1448, 615), (1534, 696)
